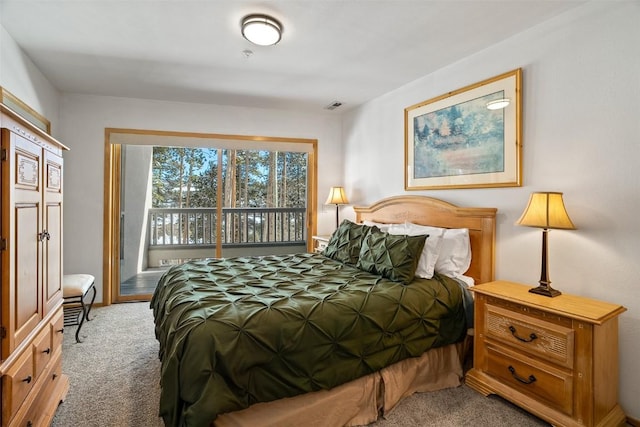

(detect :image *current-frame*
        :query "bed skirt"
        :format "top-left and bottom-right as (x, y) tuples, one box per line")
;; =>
(214, 337), (469, 427)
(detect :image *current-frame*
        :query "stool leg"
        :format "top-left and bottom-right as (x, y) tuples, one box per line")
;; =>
(75, 295), (88, 343)
(85, 283), (97, 321)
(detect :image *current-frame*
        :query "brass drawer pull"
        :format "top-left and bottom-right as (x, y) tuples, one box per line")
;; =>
(22, 375), (32, 384)
(508, 365), (536, 385)
(509, 325), (537, 343)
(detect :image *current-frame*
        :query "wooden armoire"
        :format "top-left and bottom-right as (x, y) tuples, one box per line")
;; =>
(0, 98), (69, 426)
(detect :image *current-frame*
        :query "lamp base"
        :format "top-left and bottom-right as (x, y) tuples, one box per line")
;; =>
(528, 284), (561, 297)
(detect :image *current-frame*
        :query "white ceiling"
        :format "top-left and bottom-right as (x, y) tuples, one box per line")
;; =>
(1, 0), (586, 113)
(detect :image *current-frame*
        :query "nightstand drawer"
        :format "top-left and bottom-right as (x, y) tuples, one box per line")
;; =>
(486, 343), (573, 416)
(485, 303), (574, 368)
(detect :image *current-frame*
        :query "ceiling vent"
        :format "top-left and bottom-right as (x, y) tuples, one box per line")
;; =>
(325, 101), (343, 110)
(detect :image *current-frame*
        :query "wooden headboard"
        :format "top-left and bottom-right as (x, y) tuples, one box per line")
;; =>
(353, 196), (497, 285)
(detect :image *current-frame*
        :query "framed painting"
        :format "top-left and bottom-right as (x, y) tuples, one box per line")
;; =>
(0, 86), (51, 134)
(405, 68), (522, 190)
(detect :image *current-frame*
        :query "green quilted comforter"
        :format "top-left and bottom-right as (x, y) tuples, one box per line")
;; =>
(151, 252), (467, 427)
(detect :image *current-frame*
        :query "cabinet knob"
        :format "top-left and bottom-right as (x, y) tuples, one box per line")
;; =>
(58, 328), (64, 334)
(22, 375), (32, 384)
(43, 347), (51, 354)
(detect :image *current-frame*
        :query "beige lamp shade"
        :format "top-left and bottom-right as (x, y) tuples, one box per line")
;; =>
(326, 187), (349, 228)
(516, 192), (576, 230)
(325, 187), (349, 205)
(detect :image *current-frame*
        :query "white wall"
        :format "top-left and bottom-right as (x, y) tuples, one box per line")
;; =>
(343, 1), (639, 418)
(0, 26), (61, 133)
(58, 94), (343, 302)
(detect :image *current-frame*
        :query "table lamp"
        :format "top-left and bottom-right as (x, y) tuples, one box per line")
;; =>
(325, 186), (349, 228)
(516, 192), (576, 297)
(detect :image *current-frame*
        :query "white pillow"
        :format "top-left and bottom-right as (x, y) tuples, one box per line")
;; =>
(387, 223), (443, 279)
(363, 220), (391, 232)
(436, 227), (471, 277)
(402, 223), (472, 282)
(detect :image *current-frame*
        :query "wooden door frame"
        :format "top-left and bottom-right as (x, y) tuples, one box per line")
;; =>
(103, 128), (318, 305)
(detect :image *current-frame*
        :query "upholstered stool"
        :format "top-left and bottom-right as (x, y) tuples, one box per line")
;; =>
(63, 274), (97, 343)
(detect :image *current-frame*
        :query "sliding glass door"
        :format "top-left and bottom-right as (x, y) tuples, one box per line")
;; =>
(113, 141), (312, 302)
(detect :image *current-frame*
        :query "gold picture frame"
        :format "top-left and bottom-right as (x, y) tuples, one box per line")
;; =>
(405, 68), (522, 190)
(0, 86), (51, 134)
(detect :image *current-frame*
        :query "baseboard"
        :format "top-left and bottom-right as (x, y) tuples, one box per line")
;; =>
(627, 415), (640, 427)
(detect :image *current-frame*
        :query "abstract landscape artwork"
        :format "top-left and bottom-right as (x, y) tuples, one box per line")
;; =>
(405, 69), (522, 190)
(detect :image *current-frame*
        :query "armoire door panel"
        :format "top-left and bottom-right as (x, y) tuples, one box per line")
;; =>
(46, 160), (62, 193)
(14, 138), (41, 192)
(44, 202), (63, 313)
(43, 150), (63, 315)
(14, 203), (42, 350)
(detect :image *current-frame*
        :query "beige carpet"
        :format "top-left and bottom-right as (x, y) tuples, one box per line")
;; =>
(52, 302), (549, 427)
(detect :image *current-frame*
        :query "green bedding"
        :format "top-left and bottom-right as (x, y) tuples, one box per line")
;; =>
(151, 252), (467, 427)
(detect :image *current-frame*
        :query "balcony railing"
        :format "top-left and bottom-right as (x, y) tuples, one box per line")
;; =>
(148, 207), (307, 248)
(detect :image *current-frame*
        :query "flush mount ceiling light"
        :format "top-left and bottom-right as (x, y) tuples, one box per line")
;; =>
(241, 14), (282, 46)
(486, 98), (511, 110)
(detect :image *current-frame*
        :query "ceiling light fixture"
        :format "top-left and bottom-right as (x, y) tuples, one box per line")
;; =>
(486, 98), (511, 110)
(241, 14), (282, 46)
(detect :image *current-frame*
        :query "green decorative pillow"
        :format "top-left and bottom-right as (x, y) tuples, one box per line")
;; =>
(357, 231), (427, 285)
(322, 220), (379, 265)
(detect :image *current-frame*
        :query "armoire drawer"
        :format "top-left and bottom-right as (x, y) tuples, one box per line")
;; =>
(50, 307), (65, 352)
(1, 348), (35, 423)
(32, 327), (53, 380)
(484, 302), (574, 368)
(486, 342), (573, 416)
(8, 351), (63, 427)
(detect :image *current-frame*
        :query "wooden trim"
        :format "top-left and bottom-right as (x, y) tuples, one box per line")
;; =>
(627, 415), (640, 427)
(306, 146), (318, 252)
(104, 128), (318, 303)
(106, 127), (318, 145)
(215, 150), (223, 258)
(354, 195), (497, 284)
(0, 104), (67, 152)
(103, 141), (121, 306)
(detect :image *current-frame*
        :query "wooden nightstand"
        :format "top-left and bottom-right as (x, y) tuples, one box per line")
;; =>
(466, 281), (626, 427)
(311, 235), (330, 253)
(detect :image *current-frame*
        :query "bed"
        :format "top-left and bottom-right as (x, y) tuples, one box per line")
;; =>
(151, 195), (496, 427)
